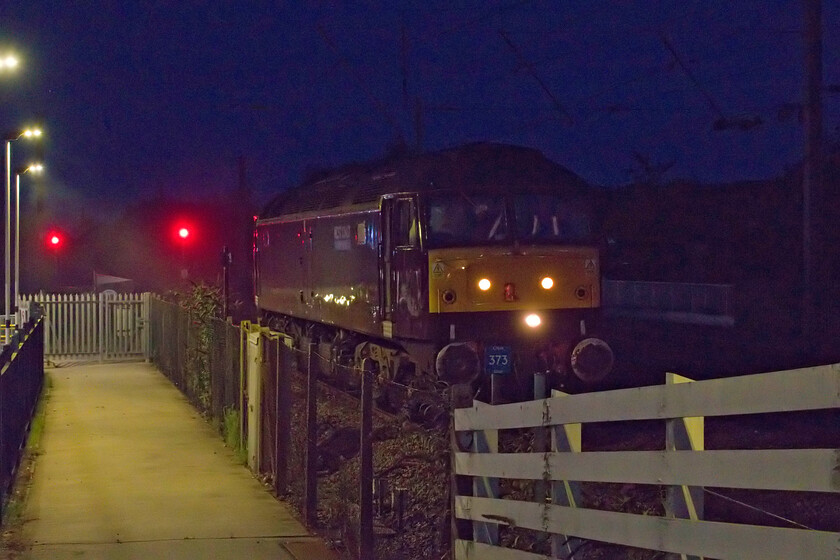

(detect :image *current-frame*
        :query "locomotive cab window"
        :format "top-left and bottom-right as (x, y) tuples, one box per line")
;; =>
(425, 193), (508, 248)
(513, 194), (593, 243)
(391, 198), (418, 248)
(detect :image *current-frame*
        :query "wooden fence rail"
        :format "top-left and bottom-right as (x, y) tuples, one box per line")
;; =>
(452, 364), (840, 560)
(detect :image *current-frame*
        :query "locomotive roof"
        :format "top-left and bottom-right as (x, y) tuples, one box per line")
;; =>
(260, 142), (590, 218)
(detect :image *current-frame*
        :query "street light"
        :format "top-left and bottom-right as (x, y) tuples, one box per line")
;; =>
(5, 127), (42, 328)
(15, 163), (43, 315)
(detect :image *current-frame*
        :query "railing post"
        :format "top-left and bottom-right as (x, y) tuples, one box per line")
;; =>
(304, 342), (319, 526)
(42, 295), (49, 357)
(142, 292), (151, 361)
(665, 373), (704, 560)
(98, 292), (105, 362)
(239, 321), (249, 453)
(550, 389), (583, 559)
(245, 325), (264, 472)
(359, 358), (375, 559)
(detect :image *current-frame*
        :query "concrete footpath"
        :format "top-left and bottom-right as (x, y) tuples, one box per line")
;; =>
(18, 362), (337, 560)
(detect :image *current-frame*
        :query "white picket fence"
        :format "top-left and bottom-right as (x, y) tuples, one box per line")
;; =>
(19, 292), (151, 362)
(452, 364), (840, 560)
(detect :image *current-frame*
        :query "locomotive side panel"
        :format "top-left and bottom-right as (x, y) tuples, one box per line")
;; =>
(308, 209), (382, 336)
(257, 206), (383, 337)
(255, 219), (310, 318)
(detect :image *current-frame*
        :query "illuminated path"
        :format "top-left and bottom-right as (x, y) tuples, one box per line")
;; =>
(18, 362), (335, 560)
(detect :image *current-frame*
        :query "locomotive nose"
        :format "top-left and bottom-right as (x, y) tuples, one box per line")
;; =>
(570, 338), (614, 383)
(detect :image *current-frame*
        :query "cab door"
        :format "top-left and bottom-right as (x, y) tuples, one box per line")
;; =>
(381, 196), (426, 339)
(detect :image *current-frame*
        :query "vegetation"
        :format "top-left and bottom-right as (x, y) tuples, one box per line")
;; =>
(222, 406), (247, 464)
(164, 283), (222, 414)
(183, 284), (220, 413)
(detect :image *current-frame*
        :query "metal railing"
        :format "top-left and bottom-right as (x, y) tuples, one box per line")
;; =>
(602, 279), (734, 326)
(19, 292), (150, 362)
(0, 317), (44, 518)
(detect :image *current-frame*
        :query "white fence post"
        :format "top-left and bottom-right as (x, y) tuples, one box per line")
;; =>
(666, 373), (705, 560)
(472, 401), (499, 546)
(550, 389), (582, 559)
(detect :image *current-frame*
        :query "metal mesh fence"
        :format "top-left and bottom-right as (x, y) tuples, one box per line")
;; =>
(149, 302), (451, 559)
(149, 297), (240, 423)
(263, 341), (449, 560)
(208, 317), (240, 421)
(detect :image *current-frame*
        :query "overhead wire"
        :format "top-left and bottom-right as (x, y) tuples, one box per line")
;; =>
(703, 488), (816, 531)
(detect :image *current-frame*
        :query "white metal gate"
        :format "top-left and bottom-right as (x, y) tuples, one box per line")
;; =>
(19, 292), (151, 362)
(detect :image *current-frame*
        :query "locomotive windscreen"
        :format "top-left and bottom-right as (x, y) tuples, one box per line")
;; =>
(424, 192), (594, 249)
(426, 193), (508, 247)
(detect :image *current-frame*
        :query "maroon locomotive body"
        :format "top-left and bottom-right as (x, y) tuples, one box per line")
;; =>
(255, 143), (613, 399)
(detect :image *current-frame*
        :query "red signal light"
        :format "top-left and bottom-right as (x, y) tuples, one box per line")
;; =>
(46, 231), (63, 249)
(174, 223), (193, 244)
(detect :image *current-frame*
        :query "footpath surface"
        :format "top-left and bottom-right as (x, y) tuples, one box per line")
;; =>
(16, 362), (337, 560)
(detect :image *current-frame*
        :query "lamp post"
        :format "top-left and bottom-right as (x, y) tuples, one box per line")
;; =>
(5, 128), (42, 330)
(15, 164), (43, 318)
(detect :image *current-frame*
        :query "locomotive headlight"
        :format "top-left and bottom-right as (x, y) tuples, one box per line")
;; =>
(540, 277), (554, 290)
(524, 313), (542, 328)
(478, 278), (492, 291)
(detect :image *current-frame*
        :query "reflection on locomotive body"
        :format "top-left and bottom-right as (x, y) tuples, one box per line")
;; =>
(254, 143), (613, 402)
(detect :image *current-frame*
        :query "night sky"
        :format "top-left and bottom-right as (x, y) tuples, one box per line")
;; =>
(1, 1), (838, 211)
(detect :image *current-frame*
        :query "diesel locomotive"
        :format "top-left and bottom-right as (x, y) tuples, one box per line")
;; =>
(254, 143), (613, 399)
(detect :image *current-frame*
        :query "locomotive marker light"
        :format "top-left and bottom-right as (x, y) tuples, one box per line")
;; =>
(524, 313), (542, 328)
(541, 276), (554, 290)
(478, 278), (491, 291)
(0, 54), (19, 71)
(178, 227), (189, 239)
(504, 282), (517, 302)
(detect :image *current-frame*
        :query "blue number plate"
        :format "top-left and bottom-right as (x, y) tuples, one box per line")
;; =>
(485, 345), (512, 375)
